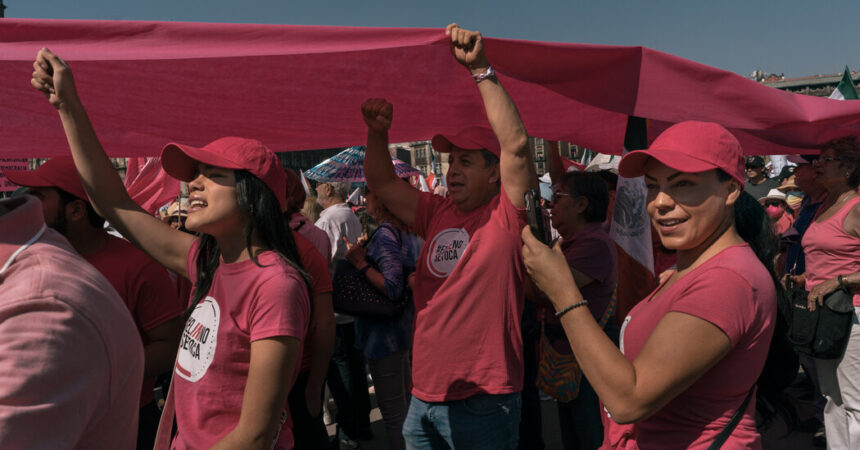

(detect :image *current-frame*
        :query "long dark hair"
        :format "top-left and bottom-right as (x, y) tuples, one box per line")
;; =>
(719, 171), (798, 428)
(185, 169), (311, 319)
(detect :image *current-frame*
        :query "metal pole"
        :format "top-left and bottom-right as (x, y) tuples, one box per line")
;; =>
(0, 1), (6, 18)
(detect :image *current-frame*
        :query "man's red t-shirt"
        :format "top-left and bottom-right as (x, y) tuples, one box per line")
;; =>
(411, 189), (527, 402)
(293, 230), (333, 373)
(85, 235), (184, 406)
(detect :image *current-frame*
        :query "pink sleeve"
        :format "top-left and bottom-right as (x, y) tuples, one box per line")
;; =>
(493, 187), (528, 235)
(669, 268), (756, 346)
(0, 298), (109, 447)
(413, 191), (444, 239)
(133, 259), (185, 331)
(248, 272), (311, 342)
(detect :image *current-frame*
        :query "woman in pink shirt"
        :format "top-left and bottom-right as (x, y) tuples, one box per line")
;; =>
(522, 121), (794, 449)
(794, 137), (860, 448)
(32, 49), (312, 449)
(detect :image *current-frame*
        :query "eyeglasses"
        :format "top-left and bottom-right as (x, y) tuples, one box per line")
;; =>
(812, 157), (837, 167)
(551, 191), (573, 203)
(763, 201), (784, 207)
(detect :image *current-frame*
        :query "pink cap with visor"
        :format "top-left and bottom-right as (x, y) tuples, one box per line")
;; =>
(161, 137), (287, 211)
(3, 156), (90, 201)
(431, 126), (501, 157)
(618, 121), (745, 185)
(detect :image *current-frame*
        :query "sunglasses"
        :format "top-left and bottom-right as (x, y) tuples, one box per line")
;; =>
(745, 165), (763, 170)
(763, 200), (783, 207)
(551, 191), (574, 203)
(811, 157), (837, 167)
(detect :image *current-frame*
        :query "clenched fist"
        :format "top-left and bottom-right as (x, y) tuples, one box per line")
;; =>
(361, 98), (393, 134)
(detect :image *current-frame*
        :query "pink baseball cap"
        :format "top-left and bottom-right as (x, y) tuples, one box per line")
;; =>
(3, 156), (90, 201)
(618, 121), (745, 185)
(431, 126), (501, 157)
(161, 137), (287, 211)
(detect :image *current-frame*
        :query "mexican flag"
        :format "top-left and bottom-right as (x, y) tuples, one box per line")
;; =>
(829, 66), (859, 100)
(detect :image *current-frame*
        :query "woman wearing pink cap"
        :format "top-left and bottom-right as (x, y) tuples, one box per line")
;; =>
(32, 49), (312, 449)
(522, 121), (793, 448)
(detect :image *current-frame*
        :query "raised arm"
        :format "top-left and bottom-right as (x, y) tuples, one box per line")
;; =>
(362, 98), (420, 227)
(31, 48), (193, 277)
(546, 140), (565, 186)
(447, 24), (537, 208)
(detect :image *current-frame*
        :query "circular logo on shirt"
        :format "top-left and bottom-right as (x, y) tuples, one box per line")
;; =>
(426, 228), (471, 278)
(175, 296), (220, 382)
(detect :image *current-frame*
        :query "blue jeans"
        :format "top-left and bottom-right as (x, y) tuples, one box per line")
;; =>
(403, 393), (521, 449)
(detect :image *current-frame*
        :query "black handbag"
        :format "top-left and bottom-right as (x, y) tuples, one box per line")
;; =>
(788, 278), (854, 360)
(331, 226), (407, 319)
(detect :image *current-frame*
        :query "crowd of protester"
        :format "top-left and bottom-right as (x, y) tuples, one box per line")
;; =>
(2, 22), (860, 450)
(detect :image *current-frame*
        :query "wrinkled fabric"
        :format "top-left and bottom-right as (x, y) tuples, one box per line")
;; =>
(2, 19), (860, 158)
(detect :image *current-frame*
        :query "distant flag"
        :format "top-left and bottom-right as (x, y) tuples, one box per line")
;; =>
(347, 187), (361, 205)
(829, 66), (859, 100)
(429, 147), (440, 180)
(426, 172), (435, 189)
(299, 170), (311, 197)
(418, 175), (431, 192)
(610, 117), (656, 324)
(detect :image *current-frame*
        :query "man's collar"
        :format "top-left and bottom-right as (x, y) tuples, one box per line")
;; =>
(0, 196), (48, 273)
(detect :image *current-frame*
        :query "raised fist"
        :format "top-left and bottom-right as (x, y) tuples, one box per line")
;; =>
(31, 48), (79, 110)
(361, 98), (393, 133)
(445, 23), (490, 71)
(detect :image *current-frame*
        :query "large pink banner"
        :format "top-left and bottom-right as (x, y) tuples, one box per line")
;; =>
(1, 19), (859, 158)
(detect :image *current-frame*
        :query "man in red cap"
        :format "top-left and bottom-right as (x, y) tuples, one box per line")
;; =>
(3, 156), (185, 450)
(361, 24), (537, 448)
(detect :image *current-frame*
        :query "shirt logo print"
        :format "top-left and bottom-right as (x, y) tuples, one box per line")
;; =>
(176, 296), (220, 382)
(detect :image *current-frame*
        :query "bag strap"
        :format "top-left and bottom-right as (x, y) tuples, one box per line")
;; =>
(707, 386), (755, 450)
(153, 351), (180, 450)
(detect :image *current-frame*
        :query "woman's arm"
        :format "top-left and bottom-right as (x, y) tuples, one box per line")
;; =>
(346, 227), (405, 300)
(31, 48), (194, 277)
(211, 336), (301, 449)
(522, 227), (732, 424)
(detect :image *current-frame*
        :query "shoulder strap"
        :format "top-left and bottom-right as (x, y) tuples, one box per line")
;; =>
(153, 352), (180, 449)
(708, 386), (755, 450)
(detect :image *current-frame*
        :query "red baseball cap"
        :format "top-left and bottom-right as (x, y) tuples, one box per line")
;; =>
(161, 137), (287, 211)
(618, 121), (745, 185)
(3, 156), (90, 201)
(431, 126), (501, 157)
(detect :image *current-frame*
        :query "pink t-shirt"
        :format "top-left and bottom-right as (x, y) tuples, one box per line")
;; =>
(802, 196), (860, 307)
(85, 235), (184, 406)
(290, 212), (332, 265)
(293, 230), (334, 373)
(609, 244), (775, 449)
(172, 239), (311, 450)
(0, 196), (143, 449)
(411, 189), (527, 402)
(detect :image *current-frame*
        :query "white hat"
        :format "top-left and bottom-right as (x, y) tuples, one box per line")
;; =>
(758, 188), (786, 203)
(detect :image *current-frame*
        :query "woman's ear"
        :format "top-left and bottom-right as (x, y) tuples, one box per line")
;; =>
(725, 180), (742, 207)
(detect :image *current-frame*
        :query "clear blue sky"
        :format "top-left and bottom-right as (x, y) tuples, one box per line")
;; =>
(7, 0), (860, 78)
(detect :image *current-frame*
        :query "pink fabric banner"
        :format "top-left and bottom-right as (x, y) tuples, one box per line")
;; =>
(1, 18), (859, 158)
(0, 159), (29, 192)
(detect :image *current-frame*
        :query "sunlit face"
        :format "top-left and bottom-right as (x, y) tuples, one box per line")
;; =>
(745, 164), (764, 180)
(445, 148), (499, 211)
(643, 160), (737, 252)
(184, 163), (244, 237)
(27, 186), (64, 230)
(315, 182), (331, 205)
(549, 187), (584, 240)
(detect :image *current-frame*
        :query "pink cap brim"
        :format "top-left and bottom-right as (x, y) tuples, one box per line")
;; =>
(161, 142), (244, 182)
(619, 149), (745, 185)
(3, 169), (90, 201)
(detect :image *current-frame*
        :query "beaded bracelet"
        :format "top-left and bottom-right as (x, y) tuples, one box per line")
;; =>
(555, 300), (589, 318)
